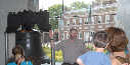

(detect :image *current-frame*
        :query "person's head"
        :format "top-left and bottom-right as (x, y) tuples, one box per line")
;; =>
(105, 27), (128, 52)
(93, 31), (110, 48)
(12, 45), (24, 61)
(69, 28), (78, 39)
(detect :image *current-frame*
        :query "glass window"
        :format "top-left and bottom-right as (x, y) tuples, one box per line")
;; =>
(98, 16), (102, 23)
(84, 32), (89, 42)
(85, 18), (88, 24)
(105, 15), (110, 23)
(79, 32), (82, 39)
(66, 32), (69, 39)
(73, 19), (77, 25)
(66, 21), (70, 26)
(79, 18), (82, 25)
(91, 16), (95, 24)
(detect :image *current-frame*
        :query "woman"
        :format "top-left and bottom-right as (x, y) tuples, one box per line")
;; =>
(105, 27), (130, 65)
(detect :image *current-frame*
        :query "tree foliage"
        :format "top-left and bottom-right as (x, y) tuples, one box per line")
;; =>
(48, 4), (63, 30)
(49, 4), (63, 18)
(48, 2), (88, 29)
(70, 1), (88, 10)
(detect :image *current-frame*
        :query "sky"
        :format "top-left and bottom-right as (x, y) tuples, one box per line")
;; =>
(39, 0), (94, 10)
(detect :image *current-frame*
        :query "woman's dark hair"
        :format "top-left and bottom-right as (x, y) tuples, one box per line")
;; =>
(93, 31), (110, 48)
(105, 27), (128, 52)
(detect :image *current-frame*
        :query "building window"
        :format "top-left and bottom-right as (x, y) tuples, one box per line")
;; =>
(105, 15), (110, 23)
(90, 31), (95, 36)
(113, 14), (116, 22)
(79, 18), (82, 25)
(84, 31), (95, 42)
(91, 16), (95, 24)
(79, 32), (82, 39)
(85, 18), (88, 24)
(89, 31), (95, 42)
(66, 32), (69, 39)
(61, 33), (65, 40)
(84, 32), (89, 42)
(66, 21), (70, 26)
(73, 19), (76, 25)
(98, 16), (102, 23)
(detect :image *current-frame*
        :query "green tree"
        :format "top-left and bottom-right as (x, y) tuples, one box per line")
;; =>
(70, 1), (88, 10)
(48, 2), (88, 30)
(48, 4), (63, 30)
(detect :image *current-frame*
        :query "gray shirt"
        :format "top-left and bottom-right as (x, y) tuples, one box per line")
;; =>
(55, 39), (87, 64)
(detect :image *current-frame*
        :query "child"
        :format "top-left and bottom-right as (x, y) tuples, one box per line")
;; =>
(7, 45), (33, 65)
(77, 31), (111, 65)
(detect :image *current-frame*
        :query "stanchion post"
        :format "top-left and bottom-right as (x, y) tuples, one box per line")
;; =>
(49, 30), (55, 65)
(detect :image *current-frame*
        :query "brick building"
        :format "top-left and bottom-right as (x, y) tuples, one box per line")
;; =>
(59, 0), (117, 42)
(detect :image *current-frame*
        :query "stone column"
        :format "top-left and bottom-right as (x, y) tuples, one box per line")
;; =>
(28, 0), (39, 11)
(0, 9), (7, 65)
